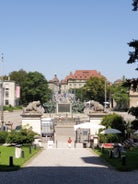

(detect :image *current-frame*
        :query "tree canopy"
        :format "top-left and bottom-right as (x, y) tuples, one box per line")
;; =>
(125, 1), (138, 90)
(9, 69), (52, 105)
(132, 0), (138, 11)
(110, 82), (129, 111)
(82, 76), (109, 105)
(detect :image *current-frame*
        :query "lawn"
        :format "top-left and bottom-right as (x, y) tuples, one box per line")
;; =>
(93, 147), (138, 171)
(0, 145), (40, 171)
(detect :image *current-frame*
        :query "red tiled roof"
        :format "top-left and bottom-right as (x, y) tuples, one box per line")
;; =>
(61, 70), (104, 83)
(73, 70), (103, 79)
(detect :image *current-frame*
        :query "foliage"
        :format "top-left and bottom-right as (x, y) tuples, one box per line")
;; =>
(3, 105), (22, 112)
(72, 100), (85, 113)
(125, 3), (138, 90)
(110, 83), (129, 111)
(23, 71), (52, 105)
(127, 40), (138, 67)
(9, 69), (27, 86)
(3, 105), (14, 112)
(94, 147), (138, 171)
(10, 69), (52, 105)
(132, 0), (138, 11)
(82, 77), (108, 104)
(131, 120), (138, 130)
(0, 131), (8, 143)
(100, 113), (126, 142)
(74, 88), (84, 102)
(6, 128), (36, 144)
(128, 106), (138, 119)
(101, 113), (124, 129)
(43, 101), (56, 113)
(99, 134), (119, 143)
(43, 100), (85, 113)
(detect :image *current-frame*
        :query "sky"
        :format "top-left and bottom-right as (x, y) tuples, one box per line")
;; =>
(0, 0), (138, 82)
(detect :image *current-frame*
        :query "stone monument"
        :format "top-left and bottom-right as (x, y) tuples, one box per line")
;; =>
(21, 101), (45, 135)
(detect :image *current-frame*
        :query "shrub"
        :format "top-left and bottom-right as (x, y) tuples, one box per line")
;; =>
(0, 131), (8, 143)
(6, 129), (36, 144)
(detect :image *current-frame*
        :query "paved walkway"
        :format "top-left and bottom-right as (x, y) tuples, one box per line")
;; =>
(1, 147), (138, 184)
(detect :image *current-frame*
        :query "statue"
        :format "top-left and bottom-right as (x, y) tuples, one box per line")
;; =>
(23, 101), (45, 114)
(84, 100), (104, 114)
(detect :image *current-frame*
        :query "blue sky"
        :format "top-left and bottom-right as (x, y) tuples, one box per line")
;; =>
(0, 0), (138, 82)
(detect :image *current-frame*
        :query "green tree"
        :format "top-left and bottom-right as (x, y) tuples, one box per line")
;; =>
(125, 1), (138, 89)
(9, 69), (27, 86)
(74, 88), (84, 102)
(82, 77), (109, 104)
(100, 113), (126, 142)
(22, 71), (51, 105)
(110, 83), (129, 111)
(10, 69), (52, 105)
(101, 113), (125, 131)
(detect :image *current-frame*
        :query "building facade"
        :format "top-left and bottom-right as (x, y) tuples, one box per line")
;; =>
(0, 80), (20, 107)
(48, 70), (105, 94)
(129, 90), (138, 107)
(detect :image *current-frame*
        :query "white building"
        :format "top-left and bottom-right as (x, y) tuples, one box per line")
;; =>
(0, 80), (20, 107)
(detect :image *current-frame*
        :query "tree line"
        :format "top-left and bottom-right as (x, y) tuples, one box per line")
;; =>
(5, 69), (129, 112)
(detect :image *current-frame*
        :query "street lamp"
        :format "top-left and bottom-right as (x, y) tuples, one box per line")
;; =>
(0, 53), (4, 130)
(104, 79), (107, 112)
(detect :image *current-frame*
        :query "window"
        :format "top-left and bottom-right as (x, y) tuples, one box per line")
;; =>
(5, 90), (9, 97)
(5, 100), (9, 105)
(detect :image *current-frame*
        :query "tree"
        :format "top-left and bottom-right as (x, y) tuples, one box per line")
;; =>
(82, 77), (109, 105)
(101, 113), (125, 131)
(132, 0), (138, 11)
(22, 71), (51, 105)
(9, 69), (27, 86)
(110, 83), (129, 111)
(10, 70), (52, 105)
(128, 106), (138, 119)
(100, 113), (126, 142)
(127, 40), (138, 67)
(126, 2), (138, 89)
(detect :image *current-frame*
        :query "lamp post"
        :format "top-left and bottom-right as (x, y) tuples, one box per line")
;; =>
(0, 53), (4, 130)
(104, 79), (107, 112)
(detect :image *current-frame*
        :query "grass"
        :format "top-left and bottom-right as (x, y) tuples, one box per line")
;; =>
(0, 145), (40, 172)
(93, 147), (138, 171)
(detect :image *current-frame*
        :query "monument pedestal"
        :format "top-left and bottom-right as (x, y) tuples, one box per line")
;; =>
(21, 112), (42, 135)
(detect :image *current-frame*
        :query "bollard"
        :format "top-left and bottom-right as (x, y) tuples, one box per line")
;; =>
(9, 156), (13, 166)
(33, 144), (36, 150)
(56, 140), (58, 148)
(109, 150), (113, 159)
(29, 145), (32, 154)
(74, 141), (76, 148)
(121, 155), (126, 166)
(21, 150), (25, 158)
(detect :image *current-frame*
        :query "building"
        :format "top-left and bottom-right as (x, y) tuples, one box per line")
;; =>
(48, 74), (60, 94)
(48, 70), (105, 94)
(0, 80), (20, 107)
(129, 90), (138, 107)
